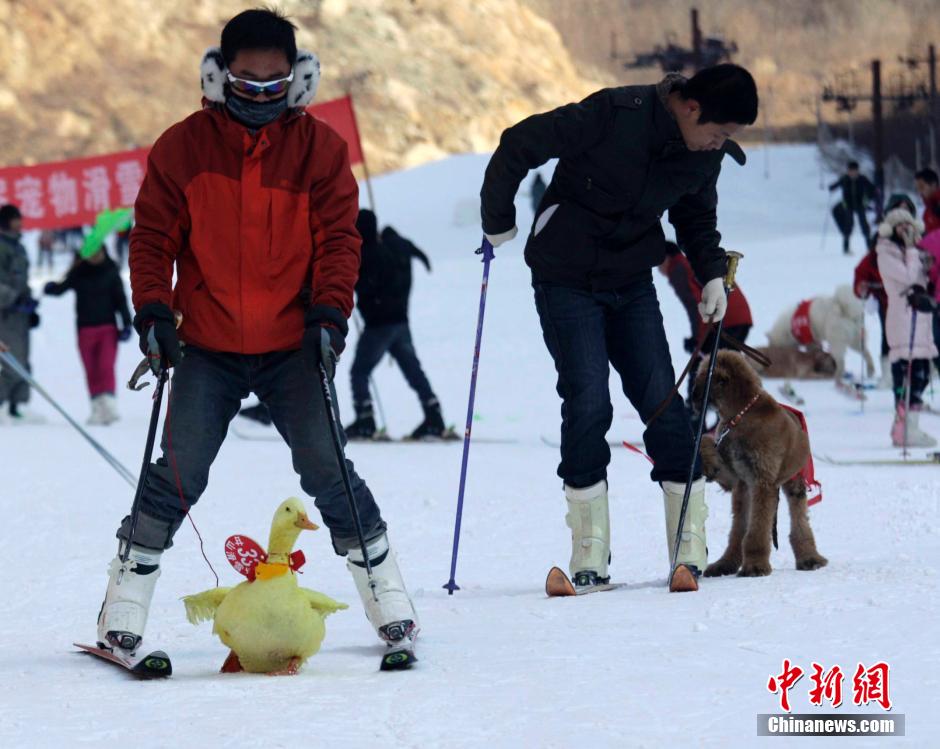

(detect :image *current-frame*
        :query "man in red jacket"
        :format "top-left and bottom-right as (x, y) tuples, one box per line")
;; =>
(97, 9), (418, 664)
(915, 168), (940, 236)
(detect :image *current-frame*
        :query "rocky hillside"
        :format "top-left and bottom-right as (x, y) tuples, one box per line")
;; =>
(2, 0), (938, 172)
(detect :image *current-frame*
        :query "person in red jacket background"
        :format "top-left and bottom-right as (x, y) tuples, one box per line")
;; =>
(96, 9), (418, 664)
(915, 168), (940, 236)
(658, 241), (752, 409)
(853, 237), (891, 388)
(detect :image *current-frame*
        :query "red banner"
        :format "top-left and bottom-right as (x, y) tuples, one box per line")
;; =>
(0, 148), (149, 231)
(2, 96), (364, 231)
(308, 95), (364, 166)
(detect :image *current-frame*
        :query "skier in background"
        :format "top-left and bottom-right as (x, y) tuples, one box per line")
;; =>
(875, 204), (937, 447)
(344, 209), (448, 440)
(44, 247), (133, 425)
(95, 8), (418, 662)
(914, 167), (940, 236)
(480, 64), (758, 588)
(0, 204), (43, 424)
(829, 160), (876, 254)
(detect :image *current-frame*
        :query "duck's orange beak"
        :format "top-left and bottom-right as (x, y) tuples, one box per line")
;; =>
(294, 513), (319, 530)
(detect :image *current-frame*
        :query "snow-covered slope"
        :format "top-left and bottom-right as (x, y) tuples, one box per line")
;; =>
(2, 145), (937, 747)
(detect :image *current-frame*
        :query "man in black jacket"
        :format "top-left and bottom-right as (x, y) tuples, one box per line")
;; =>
(829, 161), (876, 254)
(345, 209), (447, 440)
(480, 64), (758, 588)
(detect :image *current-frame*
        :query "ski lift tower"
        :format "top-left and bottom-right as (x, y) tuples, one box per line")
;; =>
(613, 7), (737, 73)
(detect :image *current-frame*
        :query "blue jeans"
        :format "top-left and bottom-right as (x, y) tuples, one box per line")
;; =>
(350, 322), (436, 406)
(534, 277), (700, 487)
(117, 346), (387, 554)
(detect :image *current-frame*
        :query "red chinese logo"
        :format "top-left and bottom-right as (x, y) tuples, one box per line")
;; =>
(852, 662), (892, 710)
(808, 663), (844, 708)
(767, 659), (805, 712)
(768, 661), (892, 712)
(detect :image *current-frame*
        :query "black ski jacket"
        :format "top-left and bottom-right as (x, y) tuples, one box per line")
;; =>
(481, 84), (744, 290)
(828, 174), (875, 210)
(45, 256), (132, 329)
(355, 221), (430, 327)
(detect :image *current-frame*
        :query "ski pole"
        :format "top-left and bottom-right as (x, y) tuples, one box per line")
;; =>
(315, 329), (377, 601)
(352, 311), (388, 434)
(0, 349), (136, 487)
(444, 237), (495, 595)
(670, 251), (743, 584)
(902, 305), (918, 459)
(121, 367), (168, 572)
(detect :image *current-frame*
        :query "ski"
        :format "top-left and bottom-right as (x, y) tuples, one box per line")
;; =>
(74, 642), (172, 679)
(545, 566), (623, 596)
(380, 645), (418, 671)
(815, 452), (940, 466)
(378, 623), (418, 671)
(777, 383), (805, 406)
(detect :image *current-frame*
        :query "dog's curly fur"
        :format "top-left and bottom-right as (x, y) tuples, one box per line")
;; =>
(694, 351), (828, 577)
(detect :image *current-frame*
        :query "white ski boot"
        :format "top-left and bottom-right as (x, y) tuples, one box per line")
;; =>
(97, 544), (162, 652)
(87, 396), (106, 425)
(347, 534), (419, 648)
(662, 478), (709, 576)
(99, 394), (120, 424)
(564, 479), (611, 586)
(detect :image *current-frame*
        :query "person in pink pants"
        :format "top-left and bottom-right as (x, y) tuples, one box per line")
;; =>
(44, 248), (132, 424)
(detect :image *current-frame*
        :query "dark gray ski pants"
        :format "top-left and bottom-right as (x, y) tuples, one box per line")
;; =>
(117, 346), (387, 554)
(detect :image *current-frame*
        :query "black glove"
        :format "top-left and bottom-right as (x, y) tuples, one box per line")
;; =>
(134, 302), (182, 375)
(303, 306), (348, 382)
(906, 285), (937, 314)
(29, 312), (40, 329)
(118, 326), (133, 342)
(43, 281), (57, 295)
(683, 336), (696, 354)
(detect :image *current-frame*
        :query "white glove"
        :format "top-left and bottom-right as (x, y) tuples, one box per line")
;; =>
(484, 226), (518, 248)
(698, 278), (727, 323)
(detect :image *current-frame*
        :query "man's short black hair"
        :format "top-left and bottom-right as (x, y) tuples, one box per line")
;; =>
(915, 167), (939, 186)
(221, 7), (298, 68)
(847, 161), (860, 170)
(0, 204), (22, 230)
(681, 64), (758, 126)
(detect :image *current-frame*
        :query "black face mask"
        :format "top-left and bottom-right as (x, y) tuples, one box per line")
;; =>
(224, 91), (289, 129)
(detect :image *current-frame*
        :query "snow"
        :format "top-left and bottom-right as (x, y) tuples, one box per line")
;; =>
(2, 144), (938, 748)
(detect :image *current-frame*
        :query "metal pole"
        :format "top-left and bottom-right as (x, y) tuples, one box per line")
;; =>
(670, 252), (743, 584)
(443, 238), (495, 594)
(121, 370), (168, 567)
(872, 59), (885, 215)
(0, 349), (136, 487)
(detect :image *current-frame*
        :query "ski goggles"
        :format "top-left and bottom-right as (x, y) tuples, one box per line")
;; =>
(226, 70), (294, 97)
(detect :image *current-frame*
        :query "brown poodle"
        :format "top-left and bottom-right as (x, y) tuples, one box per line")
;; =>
(693, 351), (828, 577)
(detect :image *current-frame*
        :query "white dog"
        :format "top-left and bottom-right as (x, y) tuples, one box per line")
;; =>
(765, 284), (875, 381)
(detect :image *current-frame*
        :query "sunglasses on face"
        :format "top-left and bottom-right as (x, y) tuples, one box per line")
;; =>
(226, 70), (294, 97)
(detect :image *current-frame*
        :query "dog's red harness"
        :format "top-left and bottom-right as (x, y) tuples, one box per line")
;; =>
(780, 405), (822, 506)
(790, 299), (815, 345)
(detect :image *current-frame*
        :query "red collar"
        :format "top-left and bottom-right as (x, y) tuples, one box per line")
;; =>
(716, 392), (761, 445)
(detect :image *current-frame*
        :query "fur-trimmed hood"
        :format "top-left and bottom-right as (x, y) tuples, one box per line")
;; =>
(200, 47), (320, 108)
(878, 207), (925, 239)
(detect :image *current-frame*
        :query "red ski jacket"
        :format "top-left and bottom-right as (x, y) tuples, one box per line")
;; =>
(852, 250), (887, 311)
(924, 187), (940, 236)
(130, 104), (360, 354)
(663, 252), (752, 335)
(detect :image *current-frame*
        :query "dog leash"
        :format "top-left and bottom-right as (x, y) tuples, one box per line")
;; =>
(646, 326), (772, 428)
(714, 391), (761, 446)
